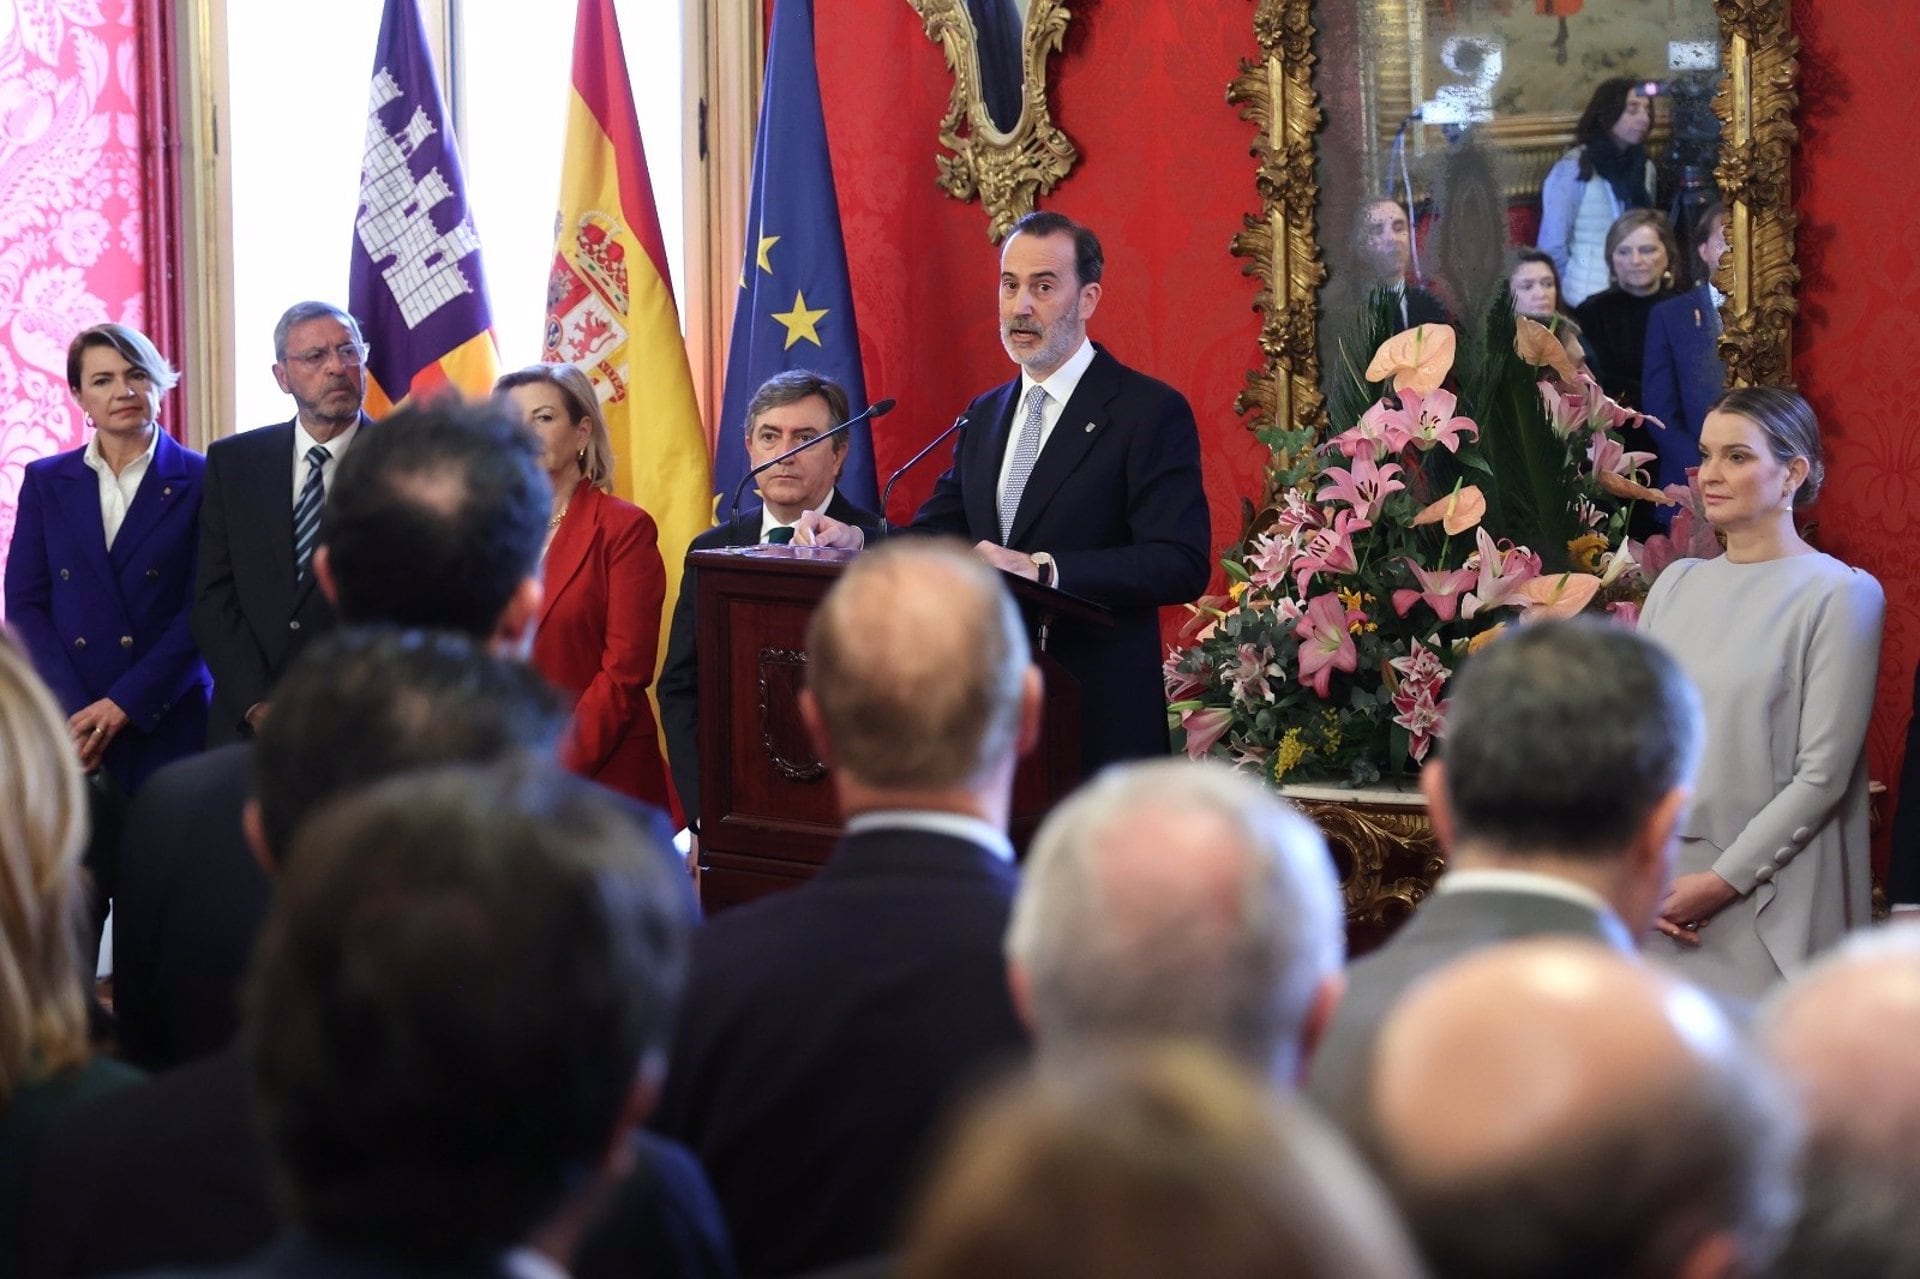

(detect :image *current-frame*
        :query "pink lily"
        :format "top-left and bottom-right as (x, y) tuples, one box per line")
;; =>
(1388, 638), (1451, 763)
(1224, 642), (1284, 705)
(1292, 508), (1370, 594)
(1246, 529), (1302, 591)
(1317, 452), (1406, 521)
(1180, 706), (1234, 759)
(1392, 558), (1479, 622)
(1163, 651), (1206, 703)
(1587, 433), (1658, 480)
(1294, 593), (1361, 698)
(1401, 386), (1480, 453)
(1460, 527), (1542, 620)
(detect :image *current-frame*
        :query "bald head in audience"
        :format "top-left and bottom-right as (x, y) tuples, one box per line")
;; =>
(901, 1043), (1424, 1279)
(803, 537), (1041, 815)
(1371, 940), (1798, 1279)
(1006, 760), (1344, 1082)
(1763, 929), (1920, 1277)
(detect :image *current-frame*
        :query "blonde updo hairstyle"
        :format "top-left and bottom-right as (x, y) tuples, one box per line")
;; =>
(1710, 386), (1825, 507)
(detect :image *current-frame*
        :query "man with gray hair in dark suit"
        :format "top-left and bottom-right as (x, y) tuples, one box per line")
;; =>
(1305, 618), (1704, 1134)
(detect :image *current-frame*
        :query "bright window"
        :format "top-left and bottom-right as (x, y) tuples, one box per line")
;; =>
(224, 0), (686, 430)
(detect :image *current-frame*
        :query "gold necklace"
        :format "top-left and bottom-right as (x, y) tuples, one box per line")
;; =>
(548, 503), (569, 530)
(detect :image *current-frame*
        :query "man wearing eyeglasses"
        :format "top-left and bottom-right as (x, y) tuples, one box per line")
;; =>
(192, 301), (374, 745)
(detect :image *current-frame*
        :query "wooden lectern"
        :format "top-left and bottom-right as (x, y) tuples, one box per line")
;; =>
(689, 543), (1106, 913)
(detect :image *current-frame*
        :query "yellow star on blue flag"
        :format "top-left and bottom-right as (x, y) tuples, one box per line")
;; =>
(771, 291), (828, 349)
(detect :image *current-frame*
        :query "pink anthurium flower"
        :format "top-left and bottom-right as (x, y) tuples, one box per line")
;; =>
(1365, 324), (1457, 393)
(1410, 484), (1486, 536)
(1317, 452), (1406, 522)
(1392, 558), (1479, 622)
(1294, 593), (1361, 698)
(1515, 571), (1602, 620)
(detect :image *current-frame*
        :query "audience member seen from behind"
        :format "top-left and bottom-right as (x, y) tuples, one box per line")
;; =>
(1370, 939), (1798, 1279)
(1506, 250), (1588, 374)
(653, 540), (1038, 1278)
(1306, 619), (1702, 1136)
(1762, 929), (1920, 1278)
(900, 1043), (1425, 1279)
(240, 762), (690, 1277)
(4, 324), (209, 794)
(1006, 759), (1344, 1085)
(497, 363), (675, 812)
(1537, 77), (1657, 306)
(1638, 388), (1883, 998)
(0, 631), (141, 1271)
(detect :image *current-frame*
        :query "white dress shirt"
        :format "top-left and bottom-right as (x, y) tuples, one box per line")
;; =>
(291, 416), (361, 506)
(760, 495), (833, 542)
(844, 809), (1015, 864)
(82, 428), (159, 550)
(994, 335), (1096, 517)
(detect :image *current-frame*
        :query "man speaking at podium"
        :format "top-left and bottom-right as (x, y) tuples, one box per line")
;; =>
(801, 211), (1211, 772)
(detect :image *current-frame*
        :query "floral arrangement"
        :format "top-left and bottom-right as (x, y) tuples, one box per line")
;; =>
(1166, 305), (1720, 787)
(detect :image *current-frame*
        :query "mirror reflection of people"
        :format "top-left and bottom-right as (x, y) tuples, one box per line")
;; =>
(496, 364), (673, 812)
(1537, 78), (1656, 307)
(1507, 250), (1589, 374)
(1638, 389), (1884, 1000)
(1642, 200), (1731, 496)
(1573, 209), (1680, 421)
(1357, 196), (1449, 328)
(4, 324), (210, 796)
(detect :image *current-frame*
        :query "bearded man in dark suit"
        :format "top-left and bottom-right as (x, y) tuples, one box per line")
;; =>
(192, 301), (373, 745)
(799, 212), (1211, 772)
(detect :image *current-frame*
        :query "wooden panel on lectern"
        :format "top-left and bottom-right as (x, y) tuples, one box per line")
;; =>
(691, 544), (1092, 914)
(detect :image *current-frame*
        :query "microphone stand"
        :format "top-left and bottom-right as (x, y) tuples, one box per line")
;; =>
(726, 398), (895, 546)
(878, 414), (969, 537)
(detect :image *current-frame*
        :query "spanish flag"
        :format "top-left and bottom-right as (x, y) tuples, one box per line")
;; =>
(546, 0), (710, 809)
(348, 0), (499, 412)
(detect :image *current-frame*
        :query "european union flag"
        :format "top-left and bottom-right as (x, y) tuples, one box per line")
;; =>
(713, 0), (877, 510)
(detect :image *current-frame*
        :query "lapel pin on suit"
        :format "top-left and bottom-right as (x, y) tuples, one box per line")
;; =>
(1084, 421), (1096, 433)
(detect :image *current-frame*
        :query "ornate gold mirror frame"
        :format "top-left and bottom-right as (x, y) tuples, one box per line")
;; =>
(1231, 0), (1799, 444)
(905, 0), (1079, 241)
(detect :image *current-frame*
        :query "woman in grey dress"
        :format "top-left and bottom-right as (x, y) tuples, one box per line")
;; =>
(1639, 387), (1883, 998)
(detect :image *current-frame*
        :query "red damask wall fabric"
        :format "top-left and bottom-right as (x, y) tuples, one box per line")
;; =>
(0, 0), (154, 606)
(1792, 0), (1920, 865)
(819, 3), (1918, 858)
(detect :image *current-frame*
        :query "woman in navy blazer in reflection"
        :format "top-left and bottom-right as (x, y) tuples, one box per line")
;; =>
(497, 363), (672, 811)
(4, 324), (209, 793)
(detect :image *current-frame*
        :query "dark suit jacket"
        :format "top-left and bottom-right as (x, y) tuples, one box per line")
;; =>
(111, 743), (266, 1071)
(657, 493), (879, 828)
(1887, 658), (1920, 905)
(909, 345), (1211, 769)
(193, 417), (369, 745)
(1641, 284), (1726, 495)
(652, 826), (1029, 1278)
(533, 483), (672, 809)
(1403, 283), (1450, 328)
(1303, 884), (1630, 1137)
(111, 741), (690, 1074)
(120, 1236), (517, 1278)
(22, 1048), (734, 1279)
(4, 432), (210, 792)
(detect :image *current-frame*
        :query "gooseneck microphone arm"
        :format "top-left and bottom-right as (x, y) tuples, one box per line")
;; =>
(725, 398), (896, 546)
(878, 414), (969, 537)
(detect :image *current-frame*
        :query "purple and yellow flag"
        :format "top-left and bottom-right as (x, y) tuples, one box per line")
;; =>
(348, 0), (499, 413)
(546, 0), (711, 814)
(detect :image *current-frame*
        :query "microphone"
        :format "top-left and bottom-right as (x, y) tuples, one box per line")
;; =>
(879, 414), (969, 536)
(727, 398), (896, 545)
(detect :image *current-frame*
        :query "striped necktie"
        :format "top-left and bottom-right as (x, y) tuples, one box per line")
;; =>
(1000, 384), (1048, 542)
(293, 444), (330, 580)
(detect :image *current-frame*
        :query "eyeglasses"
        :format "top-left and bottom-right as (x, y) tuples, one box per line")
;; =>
(285, 342), (369, 369)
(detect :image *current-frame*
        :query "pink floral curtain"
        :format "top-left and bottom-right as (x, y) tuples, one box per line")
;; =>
(0, 0), (165, 607)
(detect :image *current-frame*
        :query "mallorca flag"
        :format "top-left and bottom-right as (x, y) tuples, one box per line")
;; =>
(713, 0), (878, 509)
(348, 0), (499, 414)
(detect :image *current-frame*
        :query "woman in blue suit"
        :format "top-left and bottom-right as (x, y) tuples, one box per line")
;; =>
(4, 324), (209, 794)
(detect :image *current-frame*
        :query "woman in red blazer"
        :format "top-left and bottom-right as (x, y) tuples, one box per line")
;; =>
(497, 364), (671, 809)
